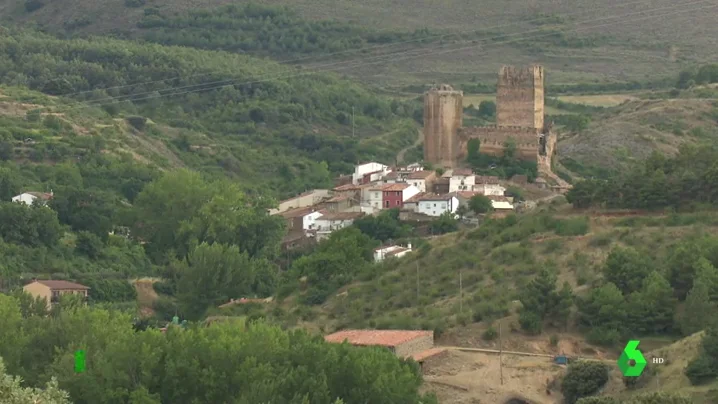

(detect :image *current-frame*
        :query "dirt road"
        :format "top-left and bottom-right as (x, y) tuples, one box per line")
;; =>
(396, 129), (423, 164)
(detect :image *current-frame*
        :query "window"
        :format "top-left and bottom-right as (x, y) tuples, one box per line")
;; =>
(396, 191), (400, 196)
(433, 203), (436, 207)
(385, 201), (390, 208)
(396, 200), (400, 205)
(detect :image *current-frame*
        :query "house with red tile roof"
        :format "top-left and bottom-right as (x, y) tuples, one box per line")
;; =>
(324, 329), (435, 358)
(380, 183), (420, 209)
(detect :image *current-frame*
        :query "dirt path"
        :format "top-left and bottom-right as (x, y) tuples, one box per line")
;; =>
(396, 128), (423, 164)
(132, 277), (161, 318)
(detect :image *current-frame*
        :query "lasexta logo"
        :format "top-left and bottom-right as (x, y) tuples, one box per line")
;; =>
(617, 340), (646, 377)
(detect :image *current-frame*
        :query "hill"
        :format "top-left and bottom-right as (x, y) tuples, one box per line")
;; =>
(0, 28), (420, 198)
(2, 1), (715, 90)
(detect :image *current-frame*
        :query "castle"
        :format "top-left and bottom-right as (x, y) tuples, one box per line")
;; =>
(423, 65), (556, 175)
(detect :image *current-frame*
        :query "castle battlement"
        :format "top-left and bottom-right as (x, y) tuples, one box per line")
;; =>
(423, 65), (551, 169)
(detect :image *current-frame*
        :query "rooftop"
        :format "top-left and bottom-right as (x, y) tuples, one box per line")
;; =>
(324, 330), (433, 347)
(279, 206), (319, 219)
(411, 348), (447, 362)
(404, 192), (427, 203)
(407, 170), (435, 180)
(333, 183), (363, 192)
(19, 191), (53, 200)
(454, 191), (484, 199)
(418, 193), (454, 202)
(316, 211), (364, 220)
(30, 280), (89, 290)
(325, 195), (351, 203)
(451, 168), (474, 177)
(381, 183), (411, 192)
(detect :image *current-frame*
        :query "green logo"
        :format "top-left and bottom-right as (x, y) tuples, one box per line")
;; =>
(617, 340), (646, 377)
(74, 350), (86, 373)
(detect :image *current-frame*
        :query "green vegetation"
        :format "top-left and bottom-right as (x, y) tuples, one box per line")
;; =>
(0, 29), (420, 197)
(0, 294), (436, 404)
(566, 145), (718, 210)
(562, 361), (610, 404)
(136, 3), (433, 58)
(465, 138), (538, 181)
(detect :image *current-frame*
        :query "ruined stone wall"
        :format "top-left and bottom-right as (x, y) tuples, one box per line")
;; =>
(423, 85), (463, 168)
(537, 132), (557, 175)
(496, 65), (544, 130)
(457, 126), (540, 161)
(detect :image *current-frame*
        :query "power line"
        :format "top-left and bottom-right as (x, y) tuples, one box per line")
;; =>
(49, 0), (675, 100)
(57, 1), (717, 112)
(60, 0), (709, 109)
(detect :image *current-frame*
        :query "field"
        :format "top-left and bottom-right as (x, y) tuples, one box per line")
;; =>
(2, 0), (716, 89)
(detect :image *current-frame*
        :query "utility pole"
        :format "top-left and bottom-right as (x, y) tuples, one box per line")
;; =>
(352, 106), (355, 137)
(459, 270), (463, 313)
(499, 321), (504, 385)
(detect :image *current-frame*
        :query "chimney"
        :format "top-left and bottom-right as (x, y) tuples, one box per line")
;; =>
(407, 243), (412, 249)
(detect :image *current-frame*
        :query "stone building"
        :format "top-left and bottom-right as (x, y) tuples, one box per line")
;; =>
(324, 329), (436, 359)
(423, 65), (556, 176)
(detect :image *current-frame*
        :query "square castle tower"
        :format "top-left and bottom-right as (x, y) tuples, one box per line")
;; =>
(423, 65), (555, 170)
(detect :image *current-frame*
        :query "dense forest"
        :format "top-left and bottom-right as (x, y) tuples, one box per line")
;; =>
(0, 294), (437, 404)
(135, 3), (433, 58)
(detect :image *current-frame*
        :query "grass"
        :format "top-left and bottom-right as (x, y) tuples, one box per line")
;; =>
(266, 209), (718, 336)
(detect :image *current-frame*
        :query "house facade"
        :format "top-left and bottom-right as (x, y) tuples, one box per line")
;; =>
(279, 207), (323, 233)
(474, 176), (505, 196)
(367, 186), (384, 209)
(417, 194), (459, 217)
(315, 212), (365, 240)
(407, 170), (436, 192)
(382, 183), (420, 209)
(23, 280), (89, 310)
(447, 169), (476, 192)
(352, 162), (391, 185)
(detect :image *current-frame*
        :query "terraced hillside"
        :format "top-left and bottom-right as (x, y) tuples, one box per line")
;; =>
(2, 0), (716, 89)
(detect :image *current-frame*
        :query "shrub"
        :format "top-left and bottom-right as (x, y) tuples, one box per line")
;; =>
(561, 361), (610, 404)
(126, 116), (147, 131)
(482, 326), (498, 340)
(125, 0), (146, 7)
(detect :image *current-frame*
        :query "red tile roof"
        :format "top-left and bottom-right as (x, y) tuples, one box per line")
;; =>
(404, 192), (427, 203)
(22, 192), (53, 200)
(33, 280), (89, 290)
(486, 195), (510, 202)
(325, 195), (351, 203)
(407, 170), (435, 180)
(455, 191), (484, 199)
(382, 183), (411, 192)
(324, 330), (433, 347)
(333, 184), (362, 192)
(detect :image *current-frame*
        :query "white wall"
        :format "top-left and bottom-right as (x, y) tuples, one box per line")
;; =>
(449, 176), (476, 193)
(12, 193), (37, 205)
(417, 197), (458, 217)
(368, 189), (383, 209)
(315, 218), (355, 232)
(402, 185), (420, 202)
(409, 179), (427, 192)
(476, 184), (506, 196)
(373, 244), (413, 262)
(353, 162), (389, 184)
(303, 211), (324, 231)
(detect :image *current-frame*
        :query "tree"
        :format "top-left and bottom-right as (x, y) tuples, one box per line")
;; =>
(429, 212), (458, 234)
(468, 195), (493, 215)
(176, 242), (277, 320)
(603, 247), (653, 295)
(679, 282), (716, 336)
(477, 101), (496, 118)
(561, 361), (610, 404)
(626, 272), (676, 335)
(577, 392), (692, 404)
(0, 168), (20, 201)
(577, 283), (627, 345)
(0, 357), (70, 404)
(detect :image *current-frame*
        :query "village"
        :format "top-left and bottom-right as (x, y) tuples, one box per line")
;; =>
(271, 160), (534, 253)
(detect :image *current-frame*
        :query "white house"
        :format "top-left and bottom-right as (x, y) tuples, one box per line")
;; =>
(373, 244), (413, 262)
(474, 176), (505, 196)
(11, 191), (53, 206)
(488, 195), (515, 211)
(406, 170), (436, 192)
(417, 194), (459, 217)
(314, 211), (365, 240)
(448, 169), (476, 193)
(366, 186), (384, 209)
(352, 162), (391, 185)
(279, 207), (324, 234)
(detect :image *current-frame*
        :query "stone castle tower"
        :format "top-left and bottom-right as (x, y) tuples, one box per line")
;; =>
(423, 84), (464, 168)
(496, 65), (544, 129)
(423, 65), (551, 169)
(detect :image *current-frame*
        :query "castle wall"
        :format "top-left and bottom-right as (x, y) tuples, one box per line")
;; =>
(457, 126), (540, 161)
(423, 86), (463, 168)
(537, 132), (557, 175)
(496, 65), (544, 130)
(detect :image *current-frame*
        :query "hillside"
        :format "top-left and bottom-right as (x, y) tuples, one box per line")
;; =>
(0, 29), (420, 198)
(2, 0), (715, 90)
